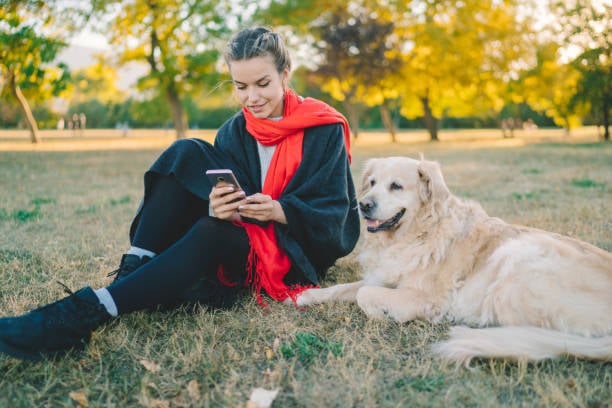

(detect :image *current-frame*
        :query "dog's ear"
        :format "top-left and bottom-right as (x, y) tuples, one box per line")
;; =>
(417, 160), (450, 204)
(359, 158), (377, 194)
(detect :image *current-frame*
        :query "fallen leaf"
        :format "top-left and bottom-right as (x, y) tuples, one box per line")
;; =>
(140, 359), (161, 373)
(265, 346), (274, 360)
(187, 379), (200, 401)
(246, 388), (280, 408)
(68, 390), (89, 407)
(149, 399), (170, 408)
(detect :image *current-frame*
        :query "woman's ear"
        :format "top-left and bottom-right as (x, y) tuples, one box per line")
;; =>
(417, 160), (450, 204)
(281, 68), (290, 90)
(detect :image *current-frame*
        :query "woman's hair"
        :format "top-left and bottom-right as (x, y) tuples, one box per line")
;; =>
(224, 27), (292, 74)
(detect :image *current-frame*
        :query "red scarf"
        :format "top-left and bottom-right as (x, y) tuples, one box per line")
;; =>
(238, 89), (351, 307)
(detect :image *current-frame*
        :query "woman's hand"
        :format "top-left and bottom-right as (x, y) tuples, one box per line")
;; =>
(238, 193), (287, 224)
(209, 185), (246, 221)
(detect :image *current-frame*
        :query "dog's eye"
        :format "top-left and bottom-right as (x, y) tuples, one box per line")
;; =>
(370, 179), (376, 187)
(390, 182), (403, 191)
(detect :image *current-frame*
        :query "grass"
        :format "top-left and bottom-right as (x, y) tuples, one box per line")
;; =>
(0, 127), (611, 407)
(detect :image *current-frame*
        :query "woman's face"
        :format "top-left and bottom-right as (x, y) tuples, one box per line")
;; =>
(229, 54), (288, 119)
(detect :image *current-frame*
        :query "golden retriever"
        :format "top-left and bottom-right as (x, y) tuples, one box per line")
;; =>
(295, 156), (612, 363)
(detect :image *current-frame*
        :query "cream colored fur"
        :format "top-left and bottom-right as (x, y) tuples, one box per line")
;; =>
(296, 156), (612, 363)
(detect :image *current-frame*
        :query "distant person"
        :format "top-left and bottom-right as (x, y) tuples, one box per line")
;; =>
(524, 118), (538, 132)
(71, 113), (80, 136)
(79, 113), (87, 136)
(57, 117), (65, 131)
(121, 122), (129, 137)
(0, 26), (360, 361)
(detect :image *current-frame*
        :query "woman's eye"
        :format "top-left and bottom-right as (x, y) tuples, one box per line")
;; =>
(390, 182), (403, 191)
(258, 81), (270, 88)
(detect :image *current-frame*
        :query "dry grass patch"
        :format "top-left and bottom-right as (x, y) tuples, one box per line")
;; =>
(0, 130), (610, 407)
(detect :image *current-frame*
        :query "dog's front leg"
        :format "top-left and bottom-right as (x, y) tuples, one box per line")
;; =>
(291, 281), (364, 306)
(356, 286), (440, 323)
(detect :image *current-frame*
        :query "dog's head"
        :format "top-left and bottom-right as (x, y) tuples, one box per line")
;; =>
(358, 156), (450, 234)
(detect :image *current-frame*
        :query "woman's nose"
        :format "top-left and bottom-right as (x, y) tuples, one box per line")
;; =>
(246, 87), (260, 102)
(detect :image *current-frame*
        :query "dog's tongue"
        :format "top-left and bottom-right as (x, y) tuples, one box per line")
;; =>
(366, 219), (382, 228)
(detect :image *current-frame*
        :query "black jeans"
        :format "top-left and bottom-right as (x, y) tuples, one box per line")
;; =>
(107, 175), (250, 314)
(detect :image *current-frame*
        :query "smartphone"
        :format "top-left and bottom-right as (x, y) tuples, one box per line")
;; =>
(206, 169), (243, 191)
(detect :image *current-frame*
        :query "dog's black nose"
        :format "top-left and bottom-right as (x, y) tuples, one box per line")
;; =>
(359, 198), (375, 215)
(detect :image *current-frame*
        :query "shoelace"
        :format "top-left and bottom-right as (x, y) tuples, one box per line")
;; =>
(33, 282), (99, 318)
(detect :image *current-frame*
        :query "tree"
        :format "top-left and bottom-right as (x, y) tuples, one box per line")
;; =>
(70, 57), (125, 105)
(313, 3), (403, 140)
(0, 1), (70, 142)
(65, 57), (128, 128)
(259, 0), (403, 140)
(515, 42), (583, 133)
(395, 0), (534, 141)
(571, 49), (611, 140)
(551, 0), (611, 140)
(89, 0), (229, 139)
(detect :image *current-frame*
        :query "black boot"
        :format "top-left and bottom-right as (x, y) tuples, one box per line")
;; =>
(107, 254), (152, 282)
(0, 286), (111, 361)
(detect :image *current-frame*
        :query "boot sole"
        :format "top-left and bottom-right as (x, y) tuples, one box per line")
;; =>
(0, 339), (78, 362)
(0, 339), (45, 361)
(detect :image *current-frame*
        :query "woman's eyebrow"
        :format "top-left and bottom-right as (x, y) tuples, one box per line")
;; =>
(233, 75), (271, 85)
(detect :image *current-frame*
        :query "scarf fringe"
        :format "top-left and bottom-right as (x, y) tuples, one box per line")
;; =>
(245, 248), (316, 310)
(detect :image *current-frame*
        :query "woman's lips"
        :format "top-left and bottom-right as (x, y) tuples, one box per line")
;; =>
(249, 103), (266, 113)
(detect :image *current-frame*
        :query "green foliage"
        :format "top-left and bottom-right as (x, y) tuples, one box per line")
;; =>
(279, 332), (343, 365)
(0, 197), (54, 222)
(109, 195), (131, 206)
(512, 192), (541, 200)
(394, 375), (445, 392)
(550, 0), (611, 139)
(29, 197), (55, 206)
(0, 206), (40, 223)
(75, 204), (99, 215)
(571, 179), (606, 189)
(128, 94), (172, 127)
(88, 0), (231, 137)
(522, 168), (542, 175)
(69, 60), (126, 105)
(0, 6), (69, 103)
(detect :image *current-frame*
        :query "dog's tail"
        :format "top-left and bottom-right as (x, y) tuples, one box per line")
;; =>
(433, 326), (612, 363)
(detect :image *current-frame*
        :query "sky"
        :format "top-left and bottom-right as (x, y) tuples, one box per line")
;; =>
(70, 31), (110, 50)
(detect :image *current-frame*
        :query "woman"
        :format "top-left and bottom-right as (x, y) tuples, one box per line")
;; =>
(0, 27), (360, 361)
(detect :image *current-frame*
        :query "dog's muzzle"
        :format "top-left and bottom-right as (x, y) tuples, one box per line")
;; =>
(359, 198), (406, 233)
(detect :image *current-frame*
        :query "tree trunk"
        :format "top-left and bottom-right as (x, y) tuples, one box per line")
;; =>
(380, 102), (397, 143)
(166, 82), (187, 139)
(563, 117), (571, 136)
(421, 96), (438, 141)
(9, 72), (40, 143)
(602, 92), (609, 141)
(342, 101), (359, 139)
(147, 29), (187, 139)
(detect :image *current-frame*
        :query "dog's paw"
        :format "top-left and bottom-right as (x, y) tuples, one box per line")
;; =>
(356, 286), (416, 323)
(292, 288), (322, 307)
(356, 287), (390, 319)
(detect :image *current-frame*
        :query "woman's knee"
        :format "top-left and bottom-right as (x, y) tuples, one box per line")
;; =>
(188, 217), (245, 247)
(189, 216), (249, 254)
